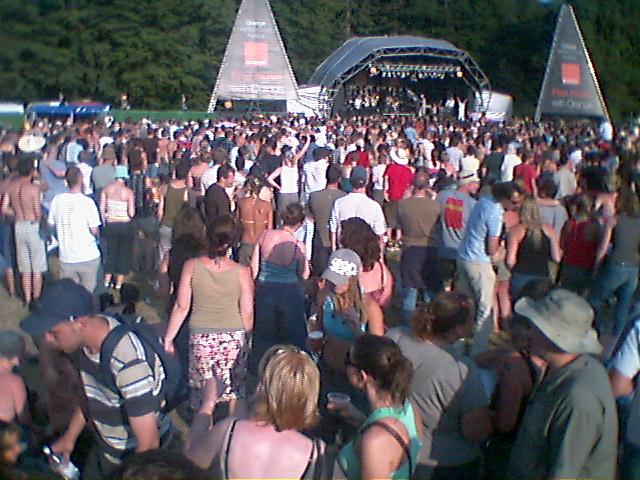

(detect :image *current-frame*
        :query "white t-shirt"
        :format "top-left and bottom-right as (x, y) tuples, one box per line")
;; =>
(419, 139), (435, 163)
(48, 192), (101, 263)
(329, 192), (387, 237)
(77, 162), (93, 195)
(303, 160), (329, 194)
(371, 164), (387, 190)
(280, 164), (299, 194)
(201, 166), (220, 193)
(460, 155), (480, 174)
(501, 153), (522, 182)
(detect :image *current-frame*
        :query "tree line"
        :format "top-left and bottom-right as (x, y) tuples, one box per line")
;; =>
(0, 0), (637, 120)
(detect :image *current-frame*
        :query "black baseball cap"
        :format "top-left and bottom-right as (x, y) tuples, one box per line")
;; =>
(20, 279), (94, 336)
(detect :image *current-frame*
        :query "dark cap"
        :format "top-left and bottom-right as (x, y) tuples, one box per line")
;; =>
(20, 279), (94, 336)
(0, 331), (25, 358)
(350, 165), (368, 188)
(313, 147), (330, 161)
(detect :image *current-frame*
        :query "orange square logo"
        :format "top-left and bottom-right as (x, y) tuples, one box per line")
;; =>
(244, 42), (268, 67)
(561, 63), (580, 85)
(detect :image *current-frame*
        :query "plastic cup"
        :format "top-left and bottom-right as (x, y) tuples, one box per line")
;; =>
(327, 392), (351, 409)
(307, 330), (325, 354)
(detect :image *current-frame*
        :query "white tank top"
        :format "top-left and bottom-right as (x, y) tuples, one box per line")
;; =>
(106, 199), (129, 221)
(280, 164), (299, 194)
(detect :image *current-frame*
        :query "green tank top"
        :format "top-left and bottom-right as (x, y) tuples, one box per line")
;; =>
(338, 400), (421, 479)
(161, 184), (187, 228)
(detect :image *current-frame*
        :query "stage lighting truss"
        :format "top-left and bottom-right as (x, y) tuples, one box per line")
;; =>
(369, 63), (463, 80)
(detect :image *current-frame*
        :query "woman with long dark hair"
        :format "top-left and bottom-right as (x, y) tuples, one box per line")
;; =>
(330, 334), (421, 480)
(340, 217), (394, 308)
(249, 203), (310, 374)
(165, 215), (254, 415)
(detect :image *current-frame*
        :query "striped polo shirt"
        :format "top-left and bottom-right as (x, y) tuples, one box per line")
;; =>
(76, 316), (172, 464)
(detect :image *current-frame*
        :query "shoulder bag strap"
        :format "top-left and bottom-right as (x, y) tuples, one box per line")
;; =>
(221, 418), (239, 480)
(362, 420), (412, 475)
(299, 437), (317, 480)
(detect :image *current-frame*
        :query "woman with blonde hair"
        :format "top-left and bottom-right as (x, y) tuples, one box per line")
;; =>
(316, 249), (385, 375)
(506, 196), (562, 298)
(312, 249), (385, 444)
(185, 345), (333, 479)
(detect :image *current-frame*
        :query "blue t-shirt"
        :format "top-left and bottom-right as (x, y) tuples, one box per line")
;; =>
(611, 315), (640, 446)
(457, 195), (504, 263)
(40, 158), (68, 210)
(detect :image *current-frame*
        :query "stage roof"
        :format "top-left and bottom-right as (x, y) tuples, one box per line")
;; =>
(309, 36), (465, 89)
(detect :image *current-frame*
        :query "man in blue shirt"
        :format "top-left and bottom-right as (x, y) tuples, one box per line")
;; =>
(457, 182), (523, 353)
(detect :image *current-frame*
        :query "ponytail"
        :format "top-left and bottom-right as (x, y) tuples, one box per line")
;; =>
(350, 335), (413, 404)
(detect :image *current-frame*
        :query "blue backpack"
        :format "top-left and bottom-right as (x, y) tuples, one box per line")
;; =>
(99, 314), (187, 413)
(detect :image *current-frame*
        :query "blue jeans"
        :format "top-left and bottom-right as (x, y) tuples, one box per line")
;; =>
(249, 281), (307, 375)
(401, 287), (435, 327)
(621, 440), (640, 480)
(589, 262), (639, 337)
(509, 272), (547, 300)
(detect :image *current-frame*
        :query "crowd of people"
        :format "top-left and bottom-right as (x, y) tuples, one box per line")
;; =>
(0, 110), (638, 479)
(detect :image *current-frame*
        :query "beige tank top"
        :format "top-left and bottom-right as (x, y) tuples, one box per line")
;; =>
(189, 260), (243, 333)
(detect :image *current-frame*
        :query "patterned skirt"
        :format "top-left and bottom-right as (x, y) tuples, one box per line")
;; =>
(188, 330), (248, 409)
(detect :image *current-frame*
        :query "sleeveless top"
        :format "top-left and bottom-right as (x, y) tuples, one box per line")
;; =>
(512, 228), (551, 277)
(161, 184), (187, 228)
(212, 419), (328, 480)
(189, 260), (243, 333)
(280, 164), (299, 194)
(338, 401), (421, 480)
(367, 261), (387, 307)
(257, 235), (300, 284)
(105, 199), (129, 222)
(563, 219), (598, 270)
(490, 350), (538, 443)
(610, 214), (640, 266)
(323, 296), (365, 342)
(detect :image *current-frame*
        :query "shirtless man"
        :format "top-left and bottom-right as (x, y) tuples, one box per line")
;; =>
(0, 331), (29, 425)
(1, 157), (47, 308)
(0, 155), (19, 297)
(236, 177), (273, 266)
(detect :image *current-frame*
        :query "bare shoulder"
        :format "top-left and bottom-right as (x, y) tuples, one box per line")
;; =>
(361, 417), (408, 449)
(541, 223), (557, 238)
(509, 224), (526, 238)
(0, 372), (26, 391)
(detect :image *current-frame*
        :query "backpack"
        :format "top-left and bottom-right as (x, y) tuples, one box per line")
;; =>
(99, 314), (188, 413)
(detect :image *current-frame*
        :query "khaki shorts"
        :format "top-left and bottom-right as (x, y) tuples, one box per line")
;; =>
(14, 220), (47, 273)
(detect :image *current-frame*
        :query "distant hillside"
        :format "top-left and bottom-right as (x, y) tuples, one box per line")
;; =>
(0, 0), (637, 119)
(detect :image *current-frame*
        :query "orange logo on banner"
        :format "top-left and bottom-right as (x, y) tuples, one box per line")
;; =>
(561, 63), (580, 85)
(244, 42), (268, 67)
(444, 197), (464, 230)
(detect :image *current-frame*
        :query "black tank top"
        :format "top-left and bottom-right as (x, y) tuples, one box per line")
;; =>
(513, 228), (551, 277)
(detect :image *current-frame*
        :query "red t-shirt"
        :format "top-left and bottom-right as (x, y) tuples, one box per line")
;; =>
(514, 163), (538, 194)
(385, 164), (414, 201)
(346, 150), (370, 169)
